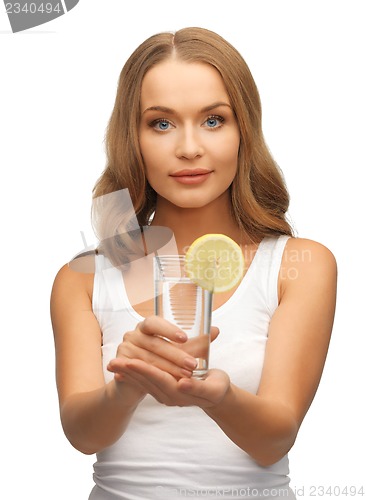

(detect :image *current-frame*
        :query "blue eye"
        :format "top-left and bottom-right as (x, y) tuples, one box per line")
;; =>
(157, 120), (170, 130)
(151, 119), (171, 131)
(205, 116), (224, 129)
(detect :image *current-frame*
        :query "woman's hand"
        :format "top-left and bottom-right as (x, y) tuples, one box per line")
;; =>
(108, 358), (230, 409)
(107, 315), (225, 406)
(109, 315), (219, 380)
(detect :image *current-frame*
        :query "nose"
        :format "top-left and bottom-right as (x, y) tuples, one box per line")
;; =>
(175, 126), (204, 160)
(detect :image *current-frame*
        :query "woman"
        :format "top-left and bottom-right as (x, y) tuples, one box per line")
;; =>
(51, 27), (337, 499)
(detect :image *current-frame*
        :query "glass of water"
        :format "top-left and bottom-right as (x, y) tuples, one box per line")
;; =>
(154, 255), (213, 379)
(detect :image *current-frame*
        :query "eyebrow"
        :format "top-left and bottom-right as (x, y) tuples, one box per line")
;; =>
(142, 102), (232, 115)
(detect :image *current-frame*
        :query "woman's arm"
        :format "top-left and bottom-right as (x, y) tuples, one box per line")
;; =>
(203, 238), (337, 465)
(108, 238), (337, 466)
(51, 264), (200, 454)
(50, 265), (146, 454)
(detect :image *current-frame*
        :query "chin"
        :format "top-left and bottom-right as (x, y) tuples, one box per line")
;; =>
(172, 198), (214, 209)
(155, 189), (231, 212)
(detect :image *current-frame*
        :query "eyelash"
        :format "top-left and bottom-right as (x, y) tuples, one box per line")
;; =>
(205, 115), (225, 129)
(149, 115), (225, 132)
(149, 118), (172, 131)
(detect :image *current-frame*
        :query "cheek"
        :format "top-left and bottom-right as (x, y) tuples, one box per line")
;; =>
(214, 134), (240, 168)
(140, 134), (170, 171)
(140, 143), (168, 190)
(139, 141), (156, 178)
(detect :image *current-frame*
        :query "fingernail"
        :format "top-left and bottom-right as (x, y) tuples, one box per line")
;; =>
(176, 331), (188, 342)
(184, 358), (197, 370)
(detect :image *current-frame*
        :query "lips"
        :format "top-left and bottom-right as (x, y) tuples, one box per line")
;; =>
(171, 169), (213, 177)
(170, 169), (213, 185)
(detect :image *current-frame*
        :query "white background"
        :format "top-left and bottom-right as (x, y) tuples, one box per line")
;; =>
(1, 1), (365, 498)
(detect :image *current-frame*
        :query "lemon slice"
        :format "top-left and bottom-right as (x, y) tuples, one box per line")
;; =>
(185, 234), (245, 293)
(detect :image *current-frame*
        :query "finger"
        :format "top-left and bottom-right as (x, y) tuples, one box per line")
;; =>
(177, 369), (230, 407)
(139, 315), (188, 343)
(122, 361), (224, 408)
(122, 359), (183, 405)
(122, 330), (198, 374)
(181, 326), (220, 359)
(174, 327), (219, 358)
(210, 326), (220, 342)
(179, 335), (209, 358)
(107, 354), (192, 380)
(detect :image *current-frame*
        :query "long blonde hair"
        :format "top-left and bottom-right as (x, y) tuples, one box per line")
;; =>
(93, 27), (293, 247)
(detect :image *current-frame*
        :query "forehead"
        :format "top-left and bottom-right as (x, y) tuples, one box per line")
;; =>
(140, 59), (230, 110)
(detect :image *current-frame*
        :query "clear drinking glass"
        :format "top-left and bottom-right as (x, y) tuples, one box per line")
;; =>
(154, 255), (213, 379)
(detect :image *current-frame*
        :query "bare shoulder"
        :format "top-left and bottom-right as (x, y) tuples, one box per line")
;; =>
(51, 263), (94, 314)
(283, 237), (337, 273)
(284, 237), (336, 261)
(279, 237), (337, 299)
(52, 261), (94, 290)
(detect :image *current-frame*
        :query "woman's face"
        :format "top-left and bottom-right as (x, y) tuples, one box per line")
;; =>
(139, 59), (240, 210)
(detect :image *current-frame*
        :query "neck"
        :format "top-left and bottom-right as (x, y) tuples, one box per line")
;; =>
(150, 194), (245, 253)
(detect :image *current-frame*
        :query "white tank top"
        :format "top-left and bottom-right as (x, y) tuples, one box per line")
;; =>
(90, 235), (296, 500)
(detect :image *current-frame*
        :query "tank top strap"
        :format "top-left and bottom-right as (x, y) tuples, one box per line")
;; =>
(93, 254), (127, 315)
(255, 235), (291, 316)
